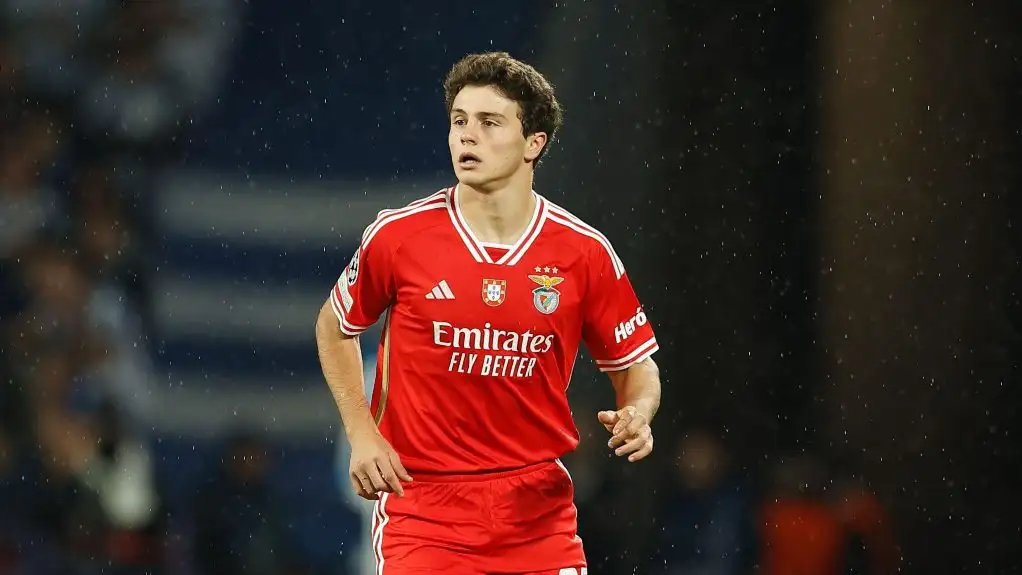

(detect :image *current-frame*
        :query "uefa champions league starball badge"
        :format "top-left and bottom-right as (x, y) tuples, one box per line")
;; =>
(346, 247), (360, 285)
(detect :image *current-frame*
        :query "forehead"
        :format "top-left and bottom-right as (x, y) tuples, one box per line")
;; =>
(451, 85), (520, 118)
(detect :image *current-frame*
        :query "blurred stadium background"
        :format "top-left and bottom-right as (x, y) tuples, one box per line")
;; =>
(1, 1), (1019, 574)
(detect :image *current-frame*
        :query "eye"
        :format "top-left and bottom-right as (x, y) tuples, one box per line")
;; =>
(452, 118), (466, 126)
(482, 119), (498, 127)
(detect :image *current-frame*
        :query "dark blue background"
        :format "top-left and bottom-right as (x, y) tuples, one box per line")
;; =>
(183, 1), (546, 178)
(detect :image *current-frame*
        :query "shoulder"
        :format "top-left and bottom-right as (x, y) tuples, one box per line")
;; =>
(360, 187), (451, 252)
(543, 197), (625, 279)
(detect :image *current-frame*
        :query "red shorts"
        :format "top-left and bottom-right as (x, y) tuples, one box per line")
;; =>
(369, 459), (587, 574)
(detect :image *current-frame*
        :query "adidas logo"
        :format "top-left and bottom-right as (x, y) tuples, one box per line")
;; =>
(425, 280), (456, 300)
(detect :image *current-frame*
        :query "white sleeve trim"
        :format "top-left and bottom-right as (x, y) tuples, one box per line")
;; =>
(595, 336), (658, 372)
(330, 283), (371, 336)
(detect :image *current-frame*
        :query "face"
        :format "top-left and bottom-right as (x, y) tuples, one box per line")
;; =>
(448, 85), (547, 190)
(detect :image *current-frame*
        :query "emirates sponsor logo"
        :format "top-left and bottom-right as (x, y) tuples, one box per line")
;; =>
(432, 321), (554, 378)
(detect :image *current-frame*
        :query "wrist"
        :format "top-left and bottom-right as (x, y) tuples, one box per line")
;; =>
(344, 412), (380, 440)
(621, 400), (657, 423)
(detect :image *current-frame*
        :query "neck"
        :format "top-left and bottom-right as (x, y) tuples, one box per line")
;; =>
(457, 175), (536, 245)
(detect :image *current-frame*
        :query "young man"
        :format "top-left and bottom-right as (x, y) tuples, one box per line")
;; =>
(316, 52), (661, 574)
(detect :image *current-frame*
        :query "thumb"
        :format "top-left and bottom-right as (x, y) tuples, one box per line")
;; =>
(598, 410), (619, 425)
(389, 450), (413, 482)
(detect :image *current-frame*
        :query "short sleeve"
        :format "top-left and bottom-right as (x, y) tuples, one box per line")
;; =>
(581, 242), (658, 371)
(329, 225), (396, 336)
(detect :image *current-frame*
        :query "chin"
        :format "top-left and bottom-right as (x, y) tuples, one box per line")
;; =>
(455, 167), (517, 190)
(454, 169), (490, 187)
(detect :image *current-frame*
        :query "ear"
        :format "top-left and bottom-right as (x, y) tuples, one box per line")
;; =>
(524, 132), (548, 163)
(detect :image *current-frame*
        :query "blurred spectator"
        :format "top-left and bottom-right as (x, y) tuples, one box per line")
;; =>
(192, 433), (308, 575)
(1, 0), (236, 571)
(0, 104), (63, 258)
(76, 193), (157, 422)
(830, 476), (900, 574)
(648, 428), (758, 574)
(7, 241), (93, 361)
(757, 453), (845, 575)
(77, 1), (183, 148)
(75, 0), (237, 155)
(28, 396), (166, 575)
(6, 237), (153, 424)
(0, 0), (103, 102)
(71, 153), (158, 326)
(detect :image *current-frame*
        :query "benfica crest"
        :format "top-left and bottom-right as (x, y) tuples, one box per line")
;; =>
(482, 279), (507, 306)
(529, 274), (565, 314)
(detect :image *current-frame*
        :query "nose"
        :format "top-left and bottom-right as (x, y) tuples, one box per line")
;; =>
(457, 121), (478, 145)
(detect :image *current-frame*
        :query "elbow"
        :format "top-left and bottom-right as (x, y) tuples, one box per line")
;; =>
(609, 356), (660, 391)
(316, 300), (339, 341)
(316, 299), (357, 347)
(634, 357), (662, 399)
(641, 356), (659, 377)
(641, 357), (662, 393)
(649, 357), (661, 386)
(650, 357), (662, 385)
(631, 356), (659, 382)
(638, 358), (662, 409)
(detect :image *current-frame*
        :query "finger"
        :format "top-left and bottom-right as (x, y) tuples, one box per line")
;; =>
(351, 474), (378, 500)
(352, 470), (372, 492)
(365, 463), (391, 493)
(608, 432), (630, 449)
(614, 434), (648, 457)
(389, 451), (414, 482)
(628, 439), (654, 462)
(623, 416), (647, 438)
(376, 459), (405, 497)
(597, 410), (619, 428)
(612, 412), (633, 436)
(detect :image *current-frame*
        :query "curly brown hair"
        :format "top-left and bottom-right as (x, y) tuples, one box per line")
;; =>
(444, 52), (564, 163)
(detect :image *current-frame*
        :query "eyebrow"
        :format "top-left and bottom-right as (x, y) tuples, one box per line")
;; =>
(450, 108), (507, 120)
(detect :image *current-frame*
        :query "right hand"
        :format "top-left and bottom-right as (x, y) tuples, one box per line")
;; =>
(348, 428), (413, 500)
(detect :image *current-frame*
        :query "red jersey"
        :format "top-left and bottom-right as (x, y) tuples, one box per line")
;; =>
(329, 185), (658, 474)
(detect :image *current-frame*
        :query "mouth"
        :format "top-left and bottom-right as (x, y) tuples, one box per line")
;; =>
(457, 152), (481, 167)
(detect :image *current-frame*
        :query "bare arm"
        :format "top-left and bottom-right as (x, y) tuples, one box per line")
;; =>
(316, 300), (411, 497)
(600, 357), (661, 462)
(315, 300), (376, 438)
(607, 357), (661, 423)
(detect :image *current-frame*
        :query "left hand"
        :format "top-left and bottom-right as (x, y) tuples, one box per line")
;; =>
(598, 406), (653, 462)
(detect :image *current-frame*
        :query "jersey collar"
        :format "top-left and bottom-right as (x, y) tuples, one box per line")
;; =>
(446, 184), (547, 265)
